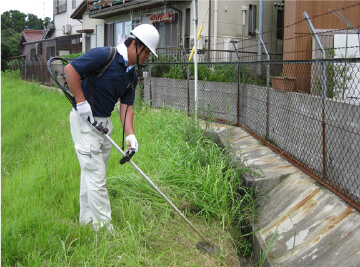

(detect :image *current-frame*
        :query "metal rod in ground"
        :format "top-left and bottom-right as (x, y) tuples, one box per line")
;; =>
(103, 134), (212, 244)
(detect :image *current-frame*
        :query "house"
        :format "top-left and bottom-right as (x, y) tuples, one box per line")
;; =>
(20, 0), (84, 63)
(42, 0), (84, 57)
(70, 0), (283, 61)
(52, 0), (83, 38)
(18, 29), (45, 59)
(281, 0), (359, 93)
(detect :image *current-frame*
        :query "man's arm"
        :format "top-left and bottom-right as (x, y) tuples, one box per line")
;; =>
(120, 103), (135, 136)
(64, 64), (86, 103)
(64, 63), (94, 123)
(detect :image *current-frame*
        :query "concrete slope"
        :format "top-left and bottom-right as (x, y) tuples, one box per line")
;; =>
(208, 123), (360, 266)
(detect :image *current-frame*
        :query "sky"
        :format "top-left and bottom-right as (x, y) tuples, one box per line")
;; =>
(1, 0), (53, 19)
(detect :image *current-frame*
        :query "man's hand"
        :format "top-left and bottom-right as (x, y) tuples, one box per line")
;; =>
(76, 101), (94, 124)
(126, 134), (138, 153)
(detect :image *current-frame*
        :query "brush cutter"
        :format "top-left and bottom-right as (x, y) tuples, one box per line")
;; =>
(47, 56), (219, 254)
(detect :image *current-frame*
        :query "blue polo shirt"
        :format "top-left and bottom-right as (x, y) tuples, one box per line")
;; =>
(70, 46), (138, 117)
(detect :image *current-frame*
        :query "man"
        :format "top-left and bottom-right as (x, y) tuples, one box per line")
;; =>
(64, 24), (160, 232)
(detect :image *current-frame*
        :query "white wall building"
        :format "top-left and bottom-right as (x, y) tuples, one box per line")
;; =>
(71, 0), (284, 61)
(52, 0), (83, 38)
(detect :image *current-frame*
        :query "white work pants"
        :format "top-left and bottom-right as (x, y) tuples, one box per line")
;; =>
(69, 109), (114, 228)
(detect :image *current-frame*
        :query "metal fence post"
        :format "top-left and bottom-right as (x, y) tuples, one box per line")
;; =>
(181, 45), (191, 115)
(304, 11), (328, 180)
(231, 40), (241, 125)
(22, 58), (26, 79)
(256, 29), (271, 139)
(149, 62), (152, 107)
(187, 62), (190, 115)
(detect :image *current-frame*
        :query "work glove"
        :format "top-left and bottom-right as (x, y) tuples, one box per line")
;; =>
(119, 134), (138, 165)
(126, 134), (138, 153)
(76, 101), (94, 124)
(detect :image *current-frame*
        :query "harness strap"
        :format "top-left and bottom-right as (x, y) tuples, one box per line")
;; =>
(96, 46), (117, 79)
(89, 46), (117, 113)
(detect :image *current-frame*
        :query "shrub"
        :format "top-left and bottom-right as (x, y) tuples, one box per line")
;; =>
(60, 52), (84, 60)
(161, 62), (266, 85)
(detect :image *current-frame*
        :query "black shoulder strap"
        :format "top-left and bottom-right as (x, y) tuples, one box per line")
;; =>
(89, 46), (117, 112)
(81, 46), (117, 81)
(96, 46), (117, 79)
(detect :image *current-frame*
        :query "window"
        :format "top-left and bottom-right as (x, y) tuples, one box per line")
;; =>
(54, 0), (67, 14)
(72, 0), (76, 9)
(47, 46), (55, 60)
(115, 22), (124, 46)
(36, 43), (43, 55)
(153, 11), (179, 48)
(248, 4), (257, 36)
(30, 49), (36, 60)
(124, 21), (131, 36)
(277, 9), (284, 39)
(115, 21), (131, 46)
(105, 23), (114, 46)
(105, 20), (131, 47)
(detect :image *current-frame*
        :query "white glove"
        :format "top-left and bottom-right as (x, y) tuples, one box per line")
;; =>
(126, 134), (138, 153)
(76, 101), (94, 124)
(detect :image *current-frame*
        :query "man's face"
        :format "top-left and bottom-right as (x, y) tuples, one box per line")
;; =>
(137, 46), (151, 65)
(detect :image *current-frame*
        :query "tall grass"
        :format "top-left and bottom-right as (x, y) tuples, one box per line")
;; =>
(2, 70), (255, 266)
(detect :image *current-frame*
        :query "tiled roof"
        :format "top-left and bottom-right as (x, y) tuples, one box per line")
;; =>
(22, 29), (45, 42)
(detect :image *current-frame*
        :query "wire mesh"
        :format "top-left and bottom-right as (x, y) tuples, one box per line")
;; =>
(17, 54), (360, 209)
(145, 57), (360, 209)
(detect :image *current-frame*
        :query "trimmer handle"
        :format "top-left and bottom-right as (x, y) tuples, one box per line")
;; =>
(91, 120), (109, 134)
(120, 149), (136, 164)
(90, 119), (134, 165)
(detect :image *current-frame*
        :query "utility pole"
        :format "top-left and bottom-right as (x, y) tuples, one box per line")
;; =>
(193, 0), (198, 120)
(208, 0), (211, 61)
(257, 0), (264, 75)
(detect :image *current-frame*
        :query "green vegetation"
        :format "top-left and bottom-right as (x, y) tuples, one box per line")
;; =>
(1, 10), (53, 71)
(314, 48), (354, 99)
(152, 61), (266, 85)
(61, 52), (85, 60)
(147, 53), (266, 85)
(2, 71), (256, 266)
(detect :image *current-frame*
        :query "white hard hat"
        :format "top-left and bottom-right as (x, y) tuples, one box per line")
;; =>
(131, 24), (160, 57)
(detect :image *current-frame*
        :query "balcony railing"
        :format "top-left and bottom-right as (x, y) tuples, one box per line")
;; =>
(86, 0), (188, 18)
(87, 0), (130, 11)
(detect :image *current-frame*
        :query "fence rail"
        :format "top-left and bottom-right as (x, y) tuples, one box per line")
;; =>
(144, 58), (360, 210)
(154, 47), (283, 63)
(8, 58), (56, 86)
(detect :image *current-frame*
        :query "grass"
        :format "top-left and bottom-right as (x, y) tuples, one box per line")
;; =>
(2, 70), (256, 266)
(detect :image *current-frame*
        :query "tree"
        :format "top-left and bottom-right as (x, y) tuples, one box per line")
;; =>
(26, 13), (44, 30)
(1, 10), (27, 33)
(1, 11), (12, 30)
(1, 28), (21, 71)
(1, 10), (54, 70)
(43, 17), (52, 29)
(1, 39), (11, 71)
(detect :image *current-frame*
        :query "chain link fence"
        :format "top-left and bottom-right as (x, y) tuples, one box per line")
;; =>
(144, 58), (360, 210)
(11, 52), (360, 209)
(8, 58), (56, 86)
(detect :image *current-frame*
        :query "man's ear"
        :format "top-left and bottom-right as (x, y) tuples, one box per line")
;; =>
(131, 40), (137, 50)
